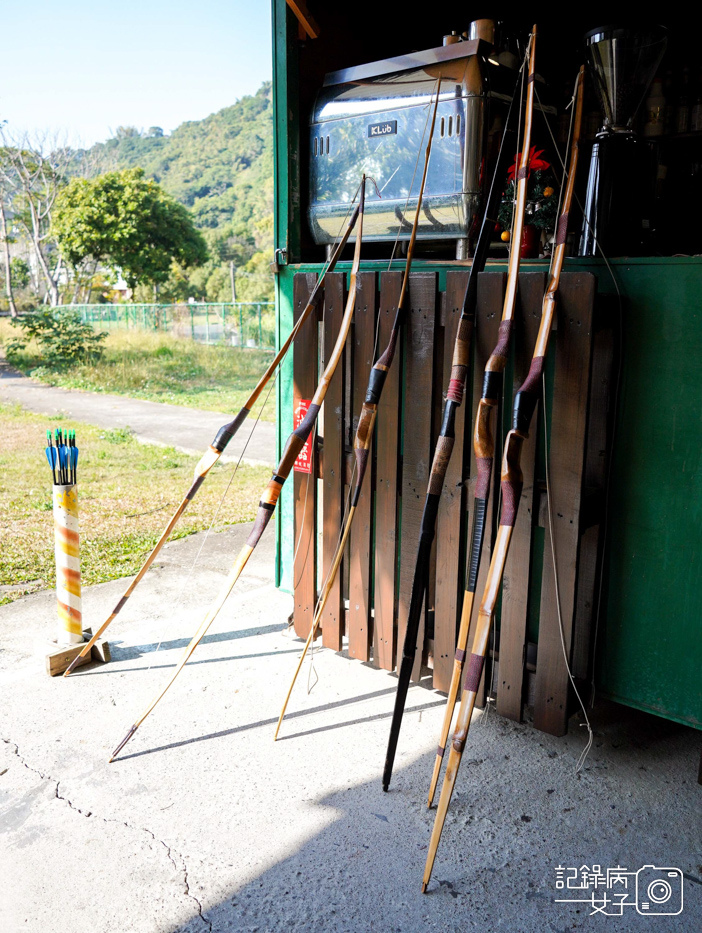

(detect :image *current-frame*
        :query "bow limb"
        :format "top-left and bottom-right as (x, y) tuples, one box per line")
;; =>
(109, 179), (367, 762)
(424, 28), (540, 804)
(64, 203), (360, 678)
(423, 65), (584, 891)
(274, 82), (443, 740)
(383, 30), (537, 795)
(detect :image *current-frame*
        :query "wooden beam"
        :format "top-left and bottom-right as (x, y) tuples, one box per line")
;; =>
(286, 0), (320, 39)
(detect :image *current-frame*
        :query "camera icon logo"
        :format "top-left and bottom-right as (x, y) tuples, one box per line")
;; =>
(635, 866), (684, 915)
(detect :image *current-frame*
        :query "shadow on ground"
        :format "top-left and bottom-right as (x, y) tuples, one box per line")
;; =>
(170, 702), (702, 933)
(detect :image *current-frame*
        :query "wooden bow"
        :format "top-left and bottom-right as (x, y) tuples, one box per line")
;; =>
(108, 179), (367, 761)
(63, 204), (361, 678)
(382, 28), (537, 794)
(425, 25), (539, 805)
(422, 65), (585, 892)
(274, 82), (442, 740)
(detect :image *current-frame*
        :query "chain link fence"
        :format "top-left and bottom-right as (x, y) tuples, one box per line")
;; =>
(67, 302), (275, 349)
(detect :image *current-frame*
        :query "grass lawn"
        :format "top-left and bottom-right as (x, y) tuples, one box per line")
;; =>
(0, 402), (270, 606)
(0, 321), (277, 422)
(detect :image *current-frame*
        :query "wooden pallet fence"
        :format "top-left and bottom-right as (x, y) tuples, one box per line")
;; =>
(290, 269), (605, 736)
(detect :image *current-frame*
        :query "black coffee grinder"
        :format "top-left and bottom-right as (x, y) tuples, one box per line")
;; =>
(579, 25), (668, 257)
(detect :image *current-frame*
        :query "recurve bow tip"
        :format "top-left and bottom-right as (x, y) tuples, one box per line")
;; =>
(421, 882), (428, 894)
(109, 724), (137, 762)
(63, 653), (84, 677)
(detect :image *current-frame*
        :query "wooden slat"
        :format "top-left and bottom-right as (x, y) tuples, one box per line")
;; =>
(348, 272), (377, 660)
(464, 271), (506, 707)
(433, 270), (470, 693)
(571, 314), (613, 680)
(293, 273), (319, 639)
(533, 272), (596, 735)
(396, 272), (437, 682)
(373, 271), (403, 671)
(321, 272), (346, 650)
(497, 272), (545, 721)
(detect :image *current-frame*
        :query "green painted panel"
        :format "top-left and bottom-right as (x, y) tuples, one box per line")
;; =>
(587, 259), (702, 729)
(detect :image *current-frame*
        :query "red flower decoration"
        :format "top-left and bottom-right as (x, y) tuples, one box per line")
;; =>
(507, 147), (551, 183)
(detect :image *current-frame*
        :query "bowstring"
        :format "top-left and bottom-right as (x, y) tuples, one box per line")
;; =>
(534, 82), (625, 719)
(530, 74), (626, 771)
(502, 73), (595, 766)
(146, 373), (278, 671)
(542, 370), (593, 773)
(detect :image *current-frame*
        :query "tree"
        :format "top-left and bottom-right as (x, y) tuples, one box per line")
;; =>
(114, 126), (141, 140)
(51, 167), (208, 291)
(0, 198), (17, 316)
(0, 130), (74, 306)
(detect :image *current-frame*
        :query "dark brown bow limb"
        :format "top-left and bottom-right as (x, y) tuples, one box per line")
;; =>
(64, 204), (360, 678)
(274, 82), (442, 739)
(382, 29), (537, 794)
(422, 65), (584, 892)
(424, 27), (540, 804)
(109, 179), (368, 762)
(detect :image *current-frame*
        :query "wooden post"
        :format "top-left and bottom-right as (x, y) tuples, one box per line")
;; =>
(373, 271), (403, 671)
(497, 272), (544, 721)
(292, 273), (319, 639)
(321, 272), (346, 651)
(348, 272), (377, 660)
(396, 273), (437, 682)
(465, 271), (505, 707)
(433, 271), (470, 693)
(533, 272), (596, 735)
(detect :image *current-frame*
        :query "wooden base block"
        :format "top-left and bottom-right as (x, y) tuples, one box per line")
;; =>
(91, 639), (111, 663)
(46, 630), (111, 677)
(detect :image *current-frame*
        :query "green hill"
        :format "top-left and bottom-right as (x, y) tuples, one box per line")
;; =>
(85, 82), (274, 302)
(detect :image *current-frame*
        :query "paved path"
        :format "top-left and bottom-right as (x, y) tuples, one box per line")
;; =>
(0, 364), (276, 465)
(1, 522), (701, 932)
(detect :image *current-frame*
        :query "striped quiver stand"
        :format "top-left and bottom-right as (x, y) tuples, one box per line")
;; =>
(53, 484), (83, 644)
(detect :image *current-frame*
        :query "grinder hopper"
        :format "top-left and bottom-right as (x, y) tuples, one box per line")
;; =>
(579, 25), (667, 256)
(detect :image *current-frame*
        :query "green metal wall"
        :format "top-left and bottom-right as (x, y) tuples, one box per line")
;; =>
(584, 258), (702, 729)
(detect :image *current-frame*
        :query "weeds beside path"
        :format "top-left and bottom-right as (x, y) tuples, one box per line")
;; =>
(0, 324), (277, 423)
(0, 402), (270, 606)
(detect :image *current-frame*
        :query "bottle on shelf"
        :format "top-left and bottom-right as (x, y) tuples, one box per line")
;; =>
(675, 67), (691, 134)
(663, 69), (675, 135)
(644, 78), (666, 137)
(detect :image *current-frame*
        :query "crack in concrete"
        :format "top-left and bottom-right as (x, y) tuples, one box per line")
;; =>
(2, 739), (212, 932)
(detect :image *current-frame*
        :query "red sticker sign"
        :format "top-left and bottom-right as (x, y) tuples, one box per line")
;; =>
(293, 399), (313, 474)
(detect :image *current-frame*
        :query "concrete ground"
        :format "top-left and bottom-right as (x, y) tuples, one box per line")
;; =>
(1, 520), (701, 933)
(0, 365), (276, 465)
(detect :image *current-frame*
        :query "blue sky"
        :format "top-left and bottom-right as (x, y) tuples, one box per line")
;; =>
(2, 1), (272, 147)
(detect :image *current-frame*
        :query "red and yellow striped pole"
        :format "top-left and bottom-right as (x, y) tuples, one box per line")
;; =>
(53, 484), (82, 644)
